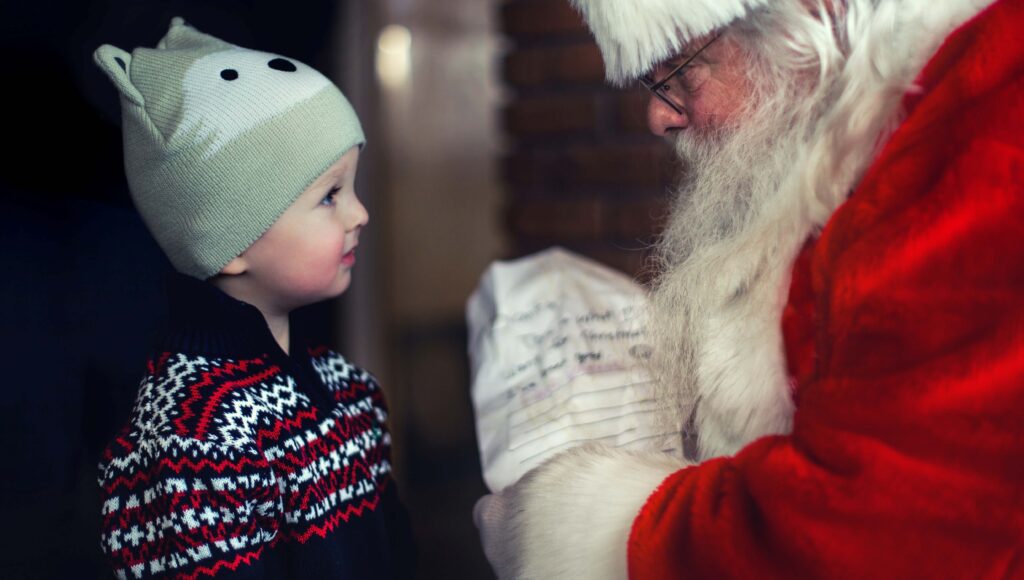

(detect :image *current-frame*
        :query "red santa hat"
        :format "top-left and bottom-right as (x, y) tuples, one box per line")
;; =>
(570, 0), (769, 84)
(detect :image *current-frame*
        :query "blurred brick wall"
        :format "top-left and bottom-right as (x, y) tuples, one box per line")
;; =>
(499, 0), (678, 281)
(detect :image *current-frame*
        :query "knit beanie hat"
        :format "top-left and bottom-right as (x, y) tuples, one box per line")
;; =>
(93, 16), (365, 279)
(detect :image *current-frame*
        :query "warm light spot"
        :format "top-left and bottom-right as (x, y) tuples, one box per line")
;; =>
(376, 25), (412, 89)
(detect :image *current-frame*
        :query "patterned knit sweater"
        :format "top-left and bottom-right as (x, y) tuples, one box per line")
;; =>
(98, 272), (415, 579)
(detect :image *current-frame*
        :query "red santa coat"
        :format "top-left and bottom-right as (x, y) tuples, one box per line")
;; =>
(629, 0), (1024, 577)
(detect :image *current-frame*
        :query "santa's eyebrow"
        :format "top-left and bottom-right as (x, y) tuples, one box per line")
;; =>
(670, 47), (701, 62)
(664, 34), (721, 67)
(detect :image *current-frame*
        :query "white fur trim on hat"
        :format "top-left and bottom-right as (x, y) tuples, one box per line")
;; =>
(570, 0), (770, 84)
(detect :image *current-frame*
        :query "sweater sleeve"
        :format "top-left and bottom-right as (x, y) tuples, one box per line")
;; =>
(627, 7), (1024, 577)
(98, 431), (283, 579)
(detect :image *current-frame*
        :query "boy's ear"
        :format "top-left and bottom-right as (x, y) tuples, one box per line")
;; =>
(220, 256), (248, 276)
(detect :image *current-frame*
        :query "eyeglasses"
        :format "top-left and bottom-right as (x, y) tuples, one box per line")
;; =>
(639, 34), (722, 115)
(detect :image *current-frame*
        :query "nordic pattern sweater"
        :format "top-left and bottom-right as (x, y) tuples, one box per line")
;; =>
(97, 272), (415, 579)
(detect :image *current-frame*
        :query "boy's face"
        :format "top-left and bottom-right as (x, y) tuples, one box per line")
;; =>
(220, 146), (367, 312)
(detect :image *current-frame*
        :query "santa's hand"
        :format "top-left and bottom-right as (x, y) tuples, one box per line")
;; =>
(472, 444), (686, 580)
(473, 488), (521, 579)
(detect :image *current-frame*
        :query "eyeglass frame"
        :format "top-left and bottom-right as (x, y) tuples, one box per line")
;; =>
(639, 33), (723, 116)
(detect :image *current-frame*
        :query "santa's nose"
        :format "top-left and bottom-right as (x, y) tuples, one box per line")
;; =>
(647, 94), (687, 136)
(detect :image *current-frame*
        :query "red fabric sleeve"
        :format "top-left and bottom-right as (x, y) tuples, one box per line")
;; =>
(628, 1), (1024, 577)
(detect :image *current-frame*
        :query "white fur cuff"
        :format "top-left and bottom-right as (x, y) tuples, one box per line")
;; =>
(510, 445), (687, 580)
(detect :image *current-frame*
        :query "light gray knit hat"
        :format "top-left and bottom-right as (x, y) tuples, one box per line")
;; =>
(93, 16), (365, 279)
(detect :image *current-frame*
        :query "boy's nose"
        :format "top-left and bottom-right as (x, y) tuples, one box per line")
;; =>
(345, 196), (369, 231)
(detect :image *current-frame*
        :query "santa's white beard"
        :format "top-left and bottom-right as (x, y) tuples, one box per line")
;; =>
(668, 107), (799, 261)
(647, 56), (823, 458)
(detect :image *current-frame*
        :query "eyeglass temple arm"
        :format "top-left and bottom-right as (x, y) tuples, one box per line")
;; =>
(643, 32), (724, 90)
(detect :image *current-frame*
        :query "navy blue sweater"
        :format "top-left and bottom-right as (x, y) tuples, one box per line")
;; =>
(98, 272), (415, 578)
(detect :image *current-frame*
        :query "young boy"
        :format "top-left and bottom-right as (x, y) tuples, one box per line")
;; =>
(93, 17), (414, 579)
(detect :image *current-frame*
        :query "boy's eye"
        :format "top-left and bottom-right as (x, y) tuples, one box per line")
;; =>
(320, 187), (340, 206)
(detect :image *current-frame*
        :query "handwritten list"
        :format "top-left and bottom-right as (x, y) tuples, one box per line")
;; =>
(468, 247), (683, 492)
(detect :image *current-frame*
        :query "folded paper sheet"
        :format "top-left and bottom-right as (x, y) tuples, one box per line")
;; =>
(467, 247), (683, 492)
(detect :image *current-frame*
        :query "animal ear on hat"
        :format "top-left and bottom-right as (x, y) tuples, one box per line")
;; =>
(156, 16), (234, 51)
(93, 44), (144, 106)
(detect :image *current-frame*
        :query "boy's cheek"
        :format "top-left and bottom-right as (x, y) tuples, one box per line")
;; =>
(288, 251), (350, 290)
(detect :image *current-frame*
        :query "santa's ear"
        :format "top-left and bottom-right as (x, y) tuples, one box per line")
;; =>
(219, 256), (248, 276)
(93, 44), (144, 107)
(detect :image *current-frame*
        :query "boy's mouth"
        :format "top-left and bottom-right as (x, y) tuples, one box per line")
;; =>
(341, 246), (357, 267)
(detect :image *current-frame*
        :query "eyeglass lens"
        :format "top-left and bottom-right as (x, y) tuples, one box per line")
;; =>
(639, 34), (722, 115)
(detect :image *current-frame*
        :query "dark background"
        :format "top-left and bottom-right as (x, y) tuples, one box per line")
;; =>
(0, 2), (353, 577)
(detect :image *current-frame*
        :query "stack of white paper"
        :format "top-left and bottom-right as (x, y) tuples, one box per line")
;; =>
(467, 247), (683, 492)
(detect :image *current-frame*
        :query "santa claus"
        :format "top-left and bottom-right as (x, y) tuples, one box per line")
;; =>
(474, 0), (1023, 577)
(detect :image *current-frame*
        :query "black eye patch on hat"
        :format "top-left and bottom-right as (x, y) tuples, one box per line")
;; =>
(219, 58), (295, 81)
(268, 58), (297, 72)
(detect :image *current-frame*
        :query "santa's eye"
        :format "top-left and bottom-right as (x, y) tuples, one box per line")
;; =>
(673, 65), (708, 93)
